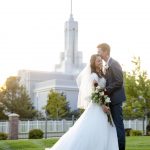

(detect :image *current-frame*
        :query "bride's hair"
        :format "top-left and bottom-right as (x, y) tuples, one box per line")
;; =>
(90, 54), (104, 77)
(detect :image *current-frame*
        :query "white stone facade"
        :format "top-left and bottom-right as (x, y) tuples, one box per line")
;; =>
(18, 13), (85, 115)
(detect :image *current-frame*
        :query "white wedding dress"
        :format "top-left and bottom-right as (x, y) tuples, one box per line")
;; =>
(46, 73), (119, 150)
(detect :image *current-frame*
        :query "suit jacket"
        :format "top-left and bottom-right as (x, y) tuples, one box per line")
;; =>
(105, 58), (126, 105)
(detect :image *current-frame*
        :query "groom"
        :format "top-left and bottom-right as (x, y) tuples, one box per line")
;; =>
(97, 43), (126, 150)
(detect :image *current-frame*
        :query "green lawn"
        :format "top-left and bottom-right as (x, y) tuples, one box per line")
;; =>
(0, 136), (150, 150)
(126, 136), (150, 150)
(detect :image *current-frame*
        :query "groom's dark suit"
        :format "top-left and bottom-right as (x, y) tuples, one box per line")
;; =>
(105, 57), (126, 150)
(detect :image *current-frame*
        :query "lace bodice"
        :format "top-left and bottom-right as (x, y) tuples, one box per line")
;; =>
(90, 73), (106, 89)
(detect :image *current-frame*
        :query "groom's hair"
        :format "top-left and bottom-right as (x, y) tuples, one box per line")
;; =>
(97, 43), (110, 55)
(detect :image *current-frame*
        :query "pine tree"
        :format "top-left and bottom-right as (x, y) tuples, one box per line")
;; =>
(45, 90), (70, 119)
(0, 76), (37, 119)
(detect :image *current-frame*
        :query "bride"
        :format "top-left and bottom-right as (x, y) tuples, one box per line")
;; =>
(46, 54), (119, 150)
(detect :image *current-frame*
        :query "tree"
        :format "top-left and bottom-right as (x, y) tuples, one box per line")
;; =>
(67, 108), (84, 119)
(123, 57), (150, 119)
(45, 90), (70, 120)
(0, 76), (37, 119)
(0, 87), (8, 119)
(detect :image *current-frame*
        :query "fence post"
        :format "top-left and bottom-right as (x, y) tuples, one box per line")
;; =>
(72, 115), (75, 125)
(135, 119), (137, 130)
(129, 120), (131, 128)
(27, 120), (30, 133)
(45, 113), (48, 139)
(145, 116), (148, 135)
(8, 113), (19, 140)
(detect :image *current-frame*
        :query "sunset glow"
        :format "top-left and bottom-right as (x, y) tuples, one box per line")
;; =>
(0, 0), (150, 85)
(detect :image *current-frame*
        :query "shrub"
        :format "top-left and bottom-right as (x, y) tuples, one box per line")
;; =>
(130, 130), (142, 136)
(146, 124), (150, 136)
(29, 129), (44, 139)
(125, 128), (132, 136)
(0, 132), (8, 140)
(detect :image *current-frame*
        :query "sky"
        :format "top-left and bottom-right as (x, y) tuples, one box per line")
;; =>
(0, 0), (150, 85)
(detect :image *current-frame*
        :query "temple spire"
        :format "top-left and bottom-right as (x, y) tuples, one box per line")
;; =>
(55, 0), (85, 74)
(69, 0), (74, 21)
(70, 0), (72, 16)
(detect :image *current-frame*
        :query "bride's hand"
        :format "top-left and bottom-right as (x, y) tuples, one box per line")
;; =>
(102, 105), (110, 113)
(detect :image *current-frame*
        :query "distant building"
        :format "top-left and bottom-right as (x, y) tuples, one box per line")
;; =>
(18, 12), (85, 114)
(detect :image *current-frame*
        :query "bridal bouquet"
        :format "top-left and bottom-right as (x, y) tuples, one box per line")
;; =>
(91, 83), (113, 126)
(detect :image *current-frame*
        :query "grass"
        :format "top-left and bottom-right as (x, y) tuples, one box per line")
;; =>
(0, 138), (58, 150)
(0, 136), (150, 150)
(126, 136), (150, 150)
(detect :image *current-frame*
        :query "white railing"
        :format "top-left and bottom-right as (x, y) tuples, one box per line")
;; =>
(124, 119), (148, 131)
(0, 121), (9, 133)
(0, 120), (73, 138)
(0, 119), (148, 138)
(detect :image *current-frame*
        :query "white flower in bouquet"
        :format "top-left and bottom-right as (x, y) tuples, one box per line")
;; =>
(105, 97), (111, 103)
(100, 91), (104, 96)
(95, 89), (99, 93)
(96, 86), (101, 90)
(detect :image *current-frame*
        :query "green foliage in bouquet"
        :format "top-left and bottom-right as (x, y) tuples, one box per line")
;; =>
(91, 85), (111, 105)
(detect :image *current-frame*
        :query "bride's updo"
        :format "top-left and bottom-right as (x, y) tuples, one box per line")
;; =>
(90, 54), (103, 77)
